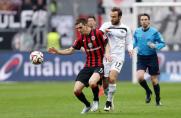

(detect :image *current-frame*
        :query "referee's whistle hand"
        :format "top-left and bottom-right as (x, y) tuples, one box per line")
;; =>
(147, 42), (156, 49)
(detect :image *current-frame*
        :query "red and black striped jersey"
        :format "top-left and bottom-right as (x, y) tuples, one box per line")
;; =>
(72, 29), (107, 67)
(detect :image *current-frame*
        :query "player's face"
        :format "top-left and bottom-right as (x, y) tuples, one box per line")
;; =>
(88, 18), (96, 29)
(110, 11), (120, 25)
(76, 23), (86, 34)
(140, 16), (150, 28)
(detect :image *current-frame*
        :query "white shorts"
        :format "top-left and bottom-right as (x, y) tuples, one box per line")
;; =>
(103, 56), (124, 77)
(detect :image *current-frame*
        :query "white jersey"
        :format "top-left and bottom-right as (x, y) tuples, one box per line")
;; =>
(99, 22), (133, 61)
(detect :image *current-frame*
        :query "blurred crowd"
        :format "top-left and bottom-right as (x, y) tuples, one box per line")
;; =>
(0, 0), (181, 51)
(0, 0), (46, 11)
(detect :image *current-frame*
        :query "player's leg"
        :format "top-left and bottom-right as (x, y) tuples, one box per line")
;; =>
(89, 67), (103, 112)
(89, 73), (101, 102)
(137, 56), (152, 103)
(102, 76), (109, 96)
(104, 70), (118, 111)
(137, 70), (152, 103)
(104, 60), (123, 111)
(150, 75), (161, 106)
(103, 58), (111, 96)
(74, 68), (91, 114)
(148, 55), (161, 106)
(74, 81), (91, 114)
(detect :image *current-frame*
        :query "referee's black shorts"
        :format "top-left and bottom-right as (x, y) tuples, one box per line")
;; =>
(137, 54), (160, 75)
(75, 67), (104, 87)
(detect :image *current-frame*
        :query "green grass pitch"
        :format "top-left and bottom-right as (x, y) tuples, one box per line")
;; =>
(0, 81), (181, 118)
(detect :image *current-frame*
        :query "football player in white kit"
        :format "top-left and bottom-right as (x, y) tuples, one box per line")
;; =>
(99, 7), (133, 111)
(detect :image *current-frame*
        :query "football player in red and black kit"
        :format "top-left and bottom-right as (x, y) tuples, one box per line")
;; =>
(48, 18), (108, 114)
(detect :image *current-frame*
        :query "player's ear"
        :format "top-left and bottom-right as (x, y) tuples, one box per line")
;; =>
(118, 16), (121, 20)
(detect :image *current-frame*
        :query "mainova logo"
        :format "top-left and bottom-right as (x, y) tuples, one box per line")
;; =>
(24, 57), (84, 77)
(0, 54), (23, 81)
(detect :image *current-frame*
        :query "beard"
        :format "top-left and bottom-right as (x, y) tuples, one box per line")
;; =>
(111, 20), (120, 25)
(142, 24), (149, 29)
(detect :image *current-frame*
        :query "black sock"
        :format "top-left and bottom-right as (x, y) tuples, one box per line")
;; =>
(91, 86), (99, 101)
(75, 92), (90, 107)
(139, 80), (151, 93)
(153, 84), (160, 99)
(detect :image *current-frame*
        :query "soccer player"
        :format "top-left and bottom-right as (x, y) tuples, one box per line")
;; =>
(133, 13), (165, 106)
(99, 7), (133, 111)
(48, 18), (108, 114)
(87, 15), (101, 111)
(87, 15), (109, 97)
(87, 15), (97, 29)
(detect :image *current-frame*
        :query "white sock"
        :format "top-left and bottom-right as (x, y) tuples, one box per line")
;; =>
(107, 84), (116, 102)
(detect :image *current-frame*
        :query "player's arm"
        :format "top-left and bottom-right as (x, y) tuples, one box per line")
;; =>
(48, 47), (75, 55)
(147, 32), (165, 50)
(105, 43), (112, 62)
(98, 29), (112, 62)
(99, 22), (108, 33)
(126, 28), (134, 56)
(133, 31), (138, 49)
(48, 36), (83, 55)
(154, 32), (166, 50)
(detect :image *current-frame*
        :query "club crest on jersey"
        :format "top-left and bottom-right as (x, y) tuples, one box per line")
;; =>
(91, 36), (95, 40)
(88, 42), (93, 48)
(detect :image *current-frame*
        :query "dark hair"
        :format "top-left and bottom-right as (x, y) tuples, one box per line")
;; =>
(75, 18), (87, 25)
(139, 13), (150, 20)
(88, 15), (96, 21)
(111, 7), (122, 17)
(52, 27), (56, 32)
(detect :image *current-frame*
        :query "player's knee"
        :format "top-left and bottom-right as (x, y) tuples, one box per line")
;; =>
(137, 75), (144, 81)
(74, 89), (82, 96)
(89, 82), (97, 88)
(109, 78), (116, 84)
(137, 71), (145, 80)
(109, 72), (118, 83)
(152, 81), (158, 85)
(151, 76), (158, 85)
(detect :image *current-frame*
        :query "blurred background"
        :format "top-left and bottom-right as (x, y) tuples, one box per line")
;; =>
(0, 0), (181, 82)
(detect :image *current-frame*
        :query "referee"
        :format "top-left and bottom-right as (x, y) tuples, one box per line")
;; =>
(133, 13), (165, 106)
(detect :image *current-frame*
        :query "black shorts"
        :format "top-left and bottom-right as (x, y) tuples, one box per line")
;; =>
(137, 54), (160, 75)
(75, 67), (104, 87)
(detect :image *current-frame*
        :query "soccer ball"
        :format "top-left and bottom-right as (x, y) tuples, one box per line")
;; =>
(30, 51), (44, 65)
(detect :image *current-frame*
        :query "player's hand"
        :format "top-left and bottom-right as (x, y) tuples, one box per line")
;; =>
(105, 29), (110, 32)
(80, 47), (85, 53)
(147, 42), (156, 49)
(105, 54), (112, 62)
(128, 50), (134, 57)
(48, 47), (59, 54)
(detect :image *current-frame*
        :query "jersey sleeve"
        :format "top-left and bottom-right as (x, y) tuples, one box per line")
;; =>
(126, 27), (133, 51)
(133, 30), (138, 49)
(154, 31), (165, 50)
(98, 30), (108, 46)
(99, 22), (108, 33)
(72, 36), (83, 50)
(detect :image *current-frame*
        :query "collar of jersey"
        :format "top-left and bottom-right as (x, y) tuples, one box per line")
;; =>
(142, 27), (150, 32)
